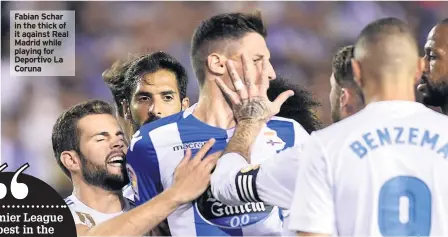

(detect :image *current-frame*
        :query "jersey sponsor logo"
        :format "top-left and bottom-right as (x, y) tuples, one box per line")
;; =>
(126, 164), (139, 201)
(172, 141), (207, 151)
(130, 131), (142, 152)
(75, 212), (96, 228)
(195, 188), (273, 229)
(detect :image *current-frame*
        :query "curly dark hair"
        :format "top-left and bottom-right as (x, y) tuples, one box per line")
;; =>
(267, 77), (322, 133)
(102, 55), (141, 117)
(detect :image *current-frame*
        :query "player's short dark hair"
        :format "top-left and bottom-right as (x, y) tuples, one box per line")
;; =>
(52, 100), (114, 178)
(267, 77), (322, 133)
(102, 55), (142, 117)
(125, 51), (188, 103)
(191, 11), (267, 85)
(332, 45), (356, 88)
(355, 17), (415, 55)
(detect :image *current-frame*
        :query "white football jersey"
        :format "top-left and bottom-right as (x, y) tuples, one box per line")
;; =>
(211, 145), (302, 210)
(289, 101), (448, 236)
(65, 189), (134, 228)
(211, 146), (303, 237)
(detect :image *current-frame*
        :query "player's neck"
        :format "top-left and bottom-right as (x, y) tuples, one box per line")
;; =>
(364, 81), (416, 104)
(73, 178), (125, 214)
(193, 79), (236, 129)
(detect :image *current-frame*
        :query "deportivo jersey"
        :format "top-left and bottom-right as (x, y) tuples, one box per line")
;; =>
(66, 192), (134, 228)
(289, 101), (448, 236)
(211, 145), (302, 210)
(125, 104), (308, 236)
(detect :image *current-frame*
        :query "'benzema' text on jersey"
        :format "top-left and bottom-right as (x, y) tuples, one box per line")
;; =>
(350, 127), (448, 159)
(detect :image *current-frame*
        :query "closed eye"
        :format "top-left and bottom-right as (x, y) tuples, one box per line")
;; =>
(253, 58), (262, 64)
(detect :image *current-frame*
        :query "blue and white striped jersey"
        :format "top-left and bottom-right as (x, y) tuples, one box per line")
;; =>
(125, 104), (308, 236)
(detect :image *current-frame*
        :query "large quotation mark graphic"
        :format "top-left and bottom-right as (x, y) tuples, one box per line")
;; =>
(0, 163), (30, 200)
(0, 163), (8, 199)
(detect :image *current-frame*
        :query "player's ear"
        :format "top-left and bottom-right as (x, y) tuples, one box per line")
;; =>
(120, 99), (134, 140)
(181, 97), (190, 111)
(340, 88), (349, 108)
(60, 151), (81, 174)
(121, 99), (131, 121)
(207, 53), (226, 76)
(351, 59), (363, 88)
(415, 57), (425, 84)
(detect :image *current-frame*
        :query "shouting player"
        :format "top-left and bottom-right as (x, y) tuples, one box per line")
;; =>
(330, 45), (365, 122)
(289, 18), (448, 236)
(125, 11), (309, 236)
(52, 100), (219, 236)
(102, 51), (190, 139)
(418, 18), (448, 115)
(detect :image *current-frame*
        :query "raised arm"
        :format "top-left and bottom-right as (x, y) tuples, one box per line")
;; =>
(215, 54), (293, 161)
(211, 53), (296, 207)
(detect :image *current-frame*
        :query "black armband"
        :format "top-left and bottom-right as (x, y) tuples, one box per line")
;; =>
(235, 165), (262, 203)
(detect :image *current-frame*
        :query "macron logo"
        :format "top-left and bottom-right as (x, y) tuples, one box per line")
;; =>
(173, 141), (207, 151)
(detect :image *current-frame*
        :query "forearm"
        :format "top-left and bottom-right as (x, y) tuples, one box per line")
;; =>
(211, 153), (251, 206)
(224, 121), (264, 162)
(81, 188), (180, 236)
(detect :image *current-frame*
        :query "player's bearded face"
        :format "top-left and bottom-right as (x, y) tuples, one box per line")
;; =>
(330, 103), (341, 123)
(419, 26), (448, 107)
(130, 71), (183, 131)
(79, 151), (129, 191)
(419, 72), (448, 107)
(329, 75), (342, 123)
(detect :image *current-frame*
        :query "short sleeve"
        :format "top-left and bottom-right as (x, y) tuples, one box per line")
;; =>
(288, 133), (334, 235)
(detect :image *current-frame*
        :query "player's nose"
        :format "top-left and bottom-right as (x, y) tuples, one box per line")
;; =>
(111, 136), (125, 149)
(149, 101), (163, 116)
(266, 62), (276, 81)
(422, 56), (430, 73)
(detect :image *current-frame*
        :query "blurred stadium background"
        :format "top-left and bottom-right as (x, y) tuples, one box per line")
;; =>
(1, 1), (447, 197)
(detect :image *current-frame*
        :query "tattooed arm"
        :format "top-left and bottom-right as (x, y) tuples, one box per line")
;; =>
(211, 96), (306, 209)
(223, 120), (264, 162)
(223, 97), (270, 161)
(214, 53), (293, 160)
(211, 53), (299, 209)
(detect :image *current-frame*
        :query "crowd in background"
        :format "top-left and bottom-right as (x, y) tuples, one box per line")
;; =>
(1, 1), (447, 197)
